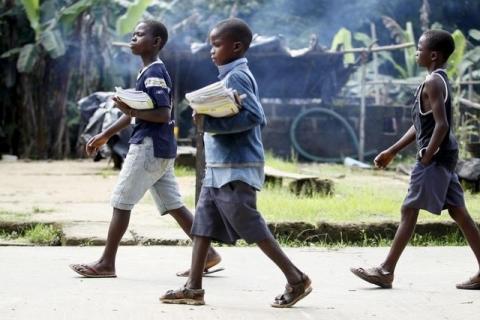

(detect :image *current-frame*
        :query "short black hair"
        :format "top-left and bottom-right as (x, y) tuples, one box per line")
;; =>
(213, 18), (253, 50)
(143, 20), (168, 50)
(422, 30), (455, 61)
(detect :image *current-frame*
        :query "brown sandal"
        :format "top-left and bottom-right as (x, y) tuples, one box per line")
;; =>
(176, 255), (223, 277)
(271, 274), (312, 308)
(160, 285), (205, 305)
(350, 266), (393, 288)
(456, 274), (480, 290)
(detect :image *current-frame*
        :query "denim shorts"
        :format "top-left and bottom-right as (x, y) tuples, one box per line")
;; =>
(403, 161), (465, 215)
(110, 137), (184, 214)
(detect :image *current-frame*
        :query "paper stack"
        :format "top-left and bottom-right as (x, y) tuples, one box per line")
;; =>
(115, 87), (154, 110)
(185, 81), (240, 117)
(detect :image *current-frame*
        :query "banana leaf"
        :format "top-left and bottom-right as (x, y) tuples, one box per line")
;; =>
(116, 0), (154, 35)
(16, 44), (38, 73)
(331, 28), (354, 65)
(40, 29), (66, 59)
(20, 0), (40, 38)
(447, 30), (466, 78)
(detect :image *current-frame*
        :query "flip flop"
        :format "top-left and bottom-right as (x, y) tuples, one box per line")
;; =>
(69, 264), (117, 278)
(456, 275), (480, 290)
(176, 255), (223, 277)
(350, 266), (393, 289)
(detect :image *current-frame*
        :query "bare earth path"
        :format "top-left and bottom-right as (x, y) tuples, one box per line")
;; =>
(0, 160), (192, 244)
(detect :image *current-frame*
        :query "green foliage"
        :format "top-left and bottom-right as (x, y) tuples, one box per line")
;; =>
(24, 224), (62, 245)
(20, 0), (40, 38)
(381, 16), (417, 78)
(330, 28), (355, 65)
(447, 30), (466, 78)
(39, 29), (66, 58)
(16, 44), (38, 73)
(116, 0), (154, 35)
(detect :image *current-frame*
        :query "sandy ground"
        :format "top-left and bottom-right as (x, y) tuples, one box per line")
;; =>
(0, 160), (193, 243)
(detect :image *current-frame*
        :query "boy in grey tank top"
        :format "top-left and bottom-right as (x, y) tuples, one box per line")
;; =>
(350, 30), (480, 290)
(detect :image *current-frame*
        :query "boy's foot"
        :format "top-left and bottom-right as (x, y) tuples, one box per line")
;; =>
(160, 285), (205, 305)
(271, 273), (312, 308)
(176, 253), (223, 277)
(456, 274), (480, 290)
(350, 266), (393, 288)
(69, 263), (116, 278)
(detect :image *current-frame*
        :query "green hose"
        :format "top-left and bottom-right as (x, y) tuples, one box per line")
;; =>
(289, 107), (360, 162)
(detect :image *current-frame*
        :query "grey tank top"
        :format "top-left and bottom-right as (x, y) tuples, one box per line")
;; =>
(412, 69), (458, 171)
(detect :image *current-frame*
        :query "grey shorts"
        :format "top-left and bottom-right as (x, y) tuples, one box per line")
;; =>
(110, 137), (184, 214)
(403, 161), (465, 215)
(191, 181), (272, 244)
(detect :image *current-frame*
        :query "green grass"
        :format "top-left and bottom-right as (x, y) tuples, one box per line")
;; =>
(264, 151), (299, 173)
(24, 224), (62, 245)
(174, 165), (195, 177)
(258, 164), (480, 223)
(0, 210), (31, 221)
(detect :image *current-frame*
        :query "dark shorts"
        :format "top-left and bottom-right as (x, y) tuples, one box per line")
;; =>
(403, 161), (465, 215)
(191, 181), (272, 245)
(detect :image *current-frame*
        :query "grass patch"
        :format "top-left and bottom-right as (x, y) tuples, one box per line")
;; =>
(175, 165), (195, 177)
(24, 224), (62, 245)
(32, 206), (54, 214)
(265, 151), (299, 173)
(0, 210), (31, 222)
(258, 164), (480, 224)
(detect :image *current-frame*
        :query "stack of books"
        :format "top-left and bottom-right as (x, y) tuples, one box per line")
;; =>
(185, 81), (241, 117)
(114, 87), (154, 110)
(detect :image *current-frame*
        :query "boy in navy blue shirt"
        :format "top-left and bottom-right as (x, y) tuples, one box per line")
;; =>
(70, 20), (221, 278)
(161, 18), (312, 307)
(351, 30), (480, 290)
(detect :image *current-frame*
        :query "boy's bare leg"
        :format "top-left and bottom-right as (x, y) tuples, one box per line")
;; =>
(351, 207), (418, 288)
(168, 206), (221, 272)
(256, 236), (303, 284)
(448, 206), (480, 274)
(381, 206), (419, 273)
(70, 208), (130, 275)
(186, 236), (211, 289)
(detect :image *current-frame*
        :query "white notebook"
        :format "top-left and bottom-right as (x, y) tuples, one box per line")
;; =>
(185, 81), (241, 118)
(114, 87), (154, 110)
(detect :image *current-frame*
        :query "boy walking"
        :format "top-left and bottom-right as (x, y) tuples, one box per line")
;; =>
(351, 30), (480, 290)
(160, 18), (312, 307)
(70, 20), (220, 278)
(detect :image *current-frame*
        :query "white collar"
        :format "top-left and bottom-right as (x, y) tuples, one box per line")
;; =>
(137, 59), (163, 79)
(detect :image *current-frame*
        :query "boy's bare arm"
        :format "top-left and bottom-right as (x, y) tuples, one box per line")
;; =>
(86, 114), (131, 155)
(420, 76), (449, 165)
(374, 125), (416, 168)
(131, 107), (171, 123)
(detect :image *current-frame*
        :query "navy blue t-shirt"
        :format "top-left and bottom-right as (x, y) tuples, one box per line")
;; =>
(129, 60), (176, 158)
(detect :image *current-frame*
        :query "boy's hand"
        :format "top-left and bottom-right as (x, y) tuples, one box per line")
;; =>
(113, 96), (136, 117)
(192, 111), (204, 127)
(86, 133), (109, 156)
(374, 149), (395, 169)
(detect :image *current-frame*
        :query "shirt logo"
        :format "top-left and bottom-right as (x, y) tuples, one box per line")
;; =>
(145, 77), (168, 89)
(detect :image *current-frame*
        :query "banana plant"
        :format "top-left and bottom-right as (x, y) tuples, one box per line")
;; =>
(116, 0), (154, 35)
(330, 27), (355, 65)
(381, 16), (417, 78)
(4, 0), (95, 73)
